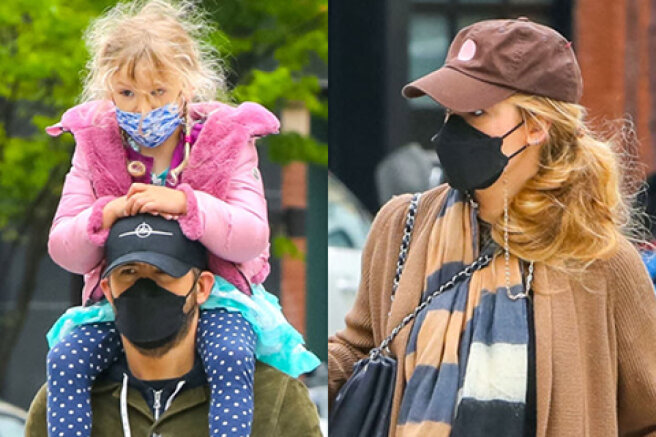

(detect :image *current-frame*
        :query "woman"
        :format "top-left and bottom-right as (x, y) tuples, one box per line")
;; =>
(329, 17), (656, 437)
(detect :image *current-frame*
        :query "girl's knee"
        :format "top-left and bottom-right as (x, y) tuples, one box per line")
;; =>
(47, 340), (90, 378)
(198, 310), (255, 343)
(46, 343), (62, 368)
(47, 323), (120, 374)
(205, 340), (255, 378)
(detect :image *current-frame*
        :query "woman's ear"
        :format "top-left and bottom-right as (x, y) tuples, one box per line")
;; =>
(526, 116), (551, 146)
(195, 271), (215, 305)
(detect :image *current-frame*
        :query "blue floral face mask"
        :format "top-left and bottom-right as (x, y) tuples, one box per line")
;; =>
(115, 103), (182, 149)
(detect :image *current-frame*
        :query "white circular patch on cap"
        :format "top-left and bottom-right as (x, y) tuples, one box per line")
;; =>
(457, 39), (477, 61)
(135, 223), (153, 238)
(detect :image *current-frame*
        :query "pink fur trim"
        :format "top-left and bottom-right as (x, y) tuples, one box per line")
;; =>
(53, 100), (131, 197)
(181, 102), (279, 197)
(61, 100), (115, 132)
(209, 257), (252, 296)
(87, 196), (116, 246)
(251, 261), (271, 285)
(45, 123), (65, 137)
(180, 110), (247, 198)
(60, 100), (280, 199)
(76, 124), (132, 198)
(231, 102), (281, 137)
(189, 101), (225, 119)
(46, 100), (112, 136)
(176, 183), (203, 240)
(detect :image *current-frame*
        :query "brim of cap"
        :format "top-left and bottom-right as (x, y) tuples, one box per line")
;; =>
(101, 251), (191, 279)
(402, 66), (516, 112)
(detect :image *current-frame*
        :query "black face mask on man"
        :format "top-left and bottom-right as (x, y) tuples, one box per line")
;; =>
(113, 276), (197, 350)
(431, 114), (528, 193)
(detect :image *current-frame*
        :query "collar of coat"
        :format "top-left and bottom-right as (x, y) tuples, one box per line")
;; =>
(49, 100), (280, 199)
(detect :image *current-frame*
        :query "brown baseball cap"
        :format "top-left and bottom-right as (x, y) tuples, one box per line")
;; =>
(402, 17), (583, 112)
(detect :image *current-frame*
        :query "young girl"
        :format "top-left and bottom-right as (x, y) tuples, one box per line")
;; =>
(44, 1), (320, 436)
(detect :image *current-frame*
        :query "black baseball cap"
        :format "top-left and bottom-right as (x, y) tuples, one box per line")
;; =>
(102, 214), (208, 278)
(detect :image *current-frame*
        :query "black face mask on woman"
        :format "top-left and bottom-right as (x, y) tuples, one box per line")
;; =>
(113, 276), (197, 350)
(431, 114), (527, 193)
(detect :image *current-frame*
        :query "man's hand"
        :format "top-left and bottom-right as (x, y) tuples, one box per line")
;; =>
(125, 183), (188, 218)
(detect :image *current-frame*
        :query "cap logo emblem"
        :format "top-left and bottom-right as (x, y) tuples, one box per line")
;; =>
(457, 39), (477, 61)
(118, 222), (173, 239)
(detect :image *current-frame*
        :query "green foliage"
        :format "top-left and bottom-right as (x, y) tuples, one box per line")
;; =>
(0, 0), (108, 106)
(272, 234), (305, 261)
(266, 132), (327, 167)
(0, 0), (113, 229)
(234, 68), (326, 118)
(204, 0), (328, 163)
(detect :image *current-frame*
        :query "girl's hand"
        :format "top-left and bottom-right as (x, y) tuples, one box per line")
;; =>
(102, 196), (128, 230)
(125, 183), (187, 218)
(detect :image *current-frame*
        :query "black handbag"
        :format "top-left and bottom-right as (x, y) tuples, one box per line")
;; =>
(329, 193), (491, 437)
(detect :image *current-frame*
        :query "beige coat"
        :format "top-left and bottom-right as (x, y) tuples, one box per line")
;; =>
(329, 185), (656, 436)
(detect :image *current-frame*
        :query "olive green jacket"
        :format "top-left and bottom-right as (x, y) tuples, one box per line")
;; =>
(25, 362), (322, 436)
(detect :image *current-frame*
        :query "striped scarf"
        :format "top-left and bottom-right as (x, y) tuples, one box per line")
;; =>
(396, 189), (530, 436)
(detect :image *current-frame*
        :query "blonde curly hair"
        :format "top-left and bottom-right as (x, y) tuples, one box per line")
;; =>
(81, 0), (230, 184)
(81, 0), (227, 103)
(492, 93), (645, 271)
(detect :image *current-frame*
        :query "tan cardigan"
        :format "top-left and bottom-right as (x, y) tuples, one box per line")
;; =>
(329, 185), (656, 437)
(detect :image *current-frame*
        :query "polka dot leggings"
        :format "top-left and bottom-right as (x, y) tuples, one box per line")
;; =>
(46, 322), (122, 437)
(46, 309), (256, 437)
(198, 309), (256, 437)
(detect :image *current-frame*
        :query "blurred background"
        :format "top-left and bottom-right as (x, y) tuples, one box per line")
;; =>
(329, 0), (656, 336)
(0, 0), (328, 432)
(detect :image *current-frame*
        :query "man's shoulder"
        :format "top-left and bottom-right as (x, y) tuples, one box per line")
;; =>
(253, 361), (313, 405)
(25, 362), (321, 437)
(24, 383), (48, 436)
(252, 362), (322, 436)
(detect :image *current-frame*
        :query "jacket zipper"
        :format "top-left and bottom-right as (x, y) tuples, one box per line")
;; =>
(153, 389), (162, 421)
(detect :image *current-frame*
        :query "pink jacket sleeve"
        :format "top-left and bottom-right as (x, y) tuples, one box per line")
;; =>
(177, 138), (269, 263)
(48, 145), (116, 274)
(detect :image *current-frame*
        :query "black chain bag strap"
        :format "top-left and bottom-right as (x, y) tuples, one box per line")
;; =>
(329, 193), (491, 437)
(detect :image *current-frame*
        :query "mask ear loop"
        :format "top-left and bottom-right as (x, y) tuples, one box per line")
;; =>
(507, 143), (530, 160)
(503, 119), (534, 160)
(168, 98), (192, 186)
(502, 119), (525, 139)
(181, 269), (203, 316)
(431, 110), (453, 143)
(185, 269), (202, 298)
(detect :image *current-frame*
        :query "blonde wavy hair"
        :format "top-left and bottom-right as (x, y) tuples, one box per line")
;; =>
(491, 93), (645, 271)
(81, 0), (229, 183)
(82, 0), (227, 103)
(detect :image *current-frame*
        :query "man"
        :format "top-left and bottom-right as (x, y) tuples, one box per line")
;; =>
(25, 214), (321, 436)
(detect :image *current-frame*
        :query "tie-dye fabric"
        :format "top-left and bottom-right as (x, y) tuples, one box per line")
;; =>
(115, 103), (182, 148)
(397, 188), (530, 437)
